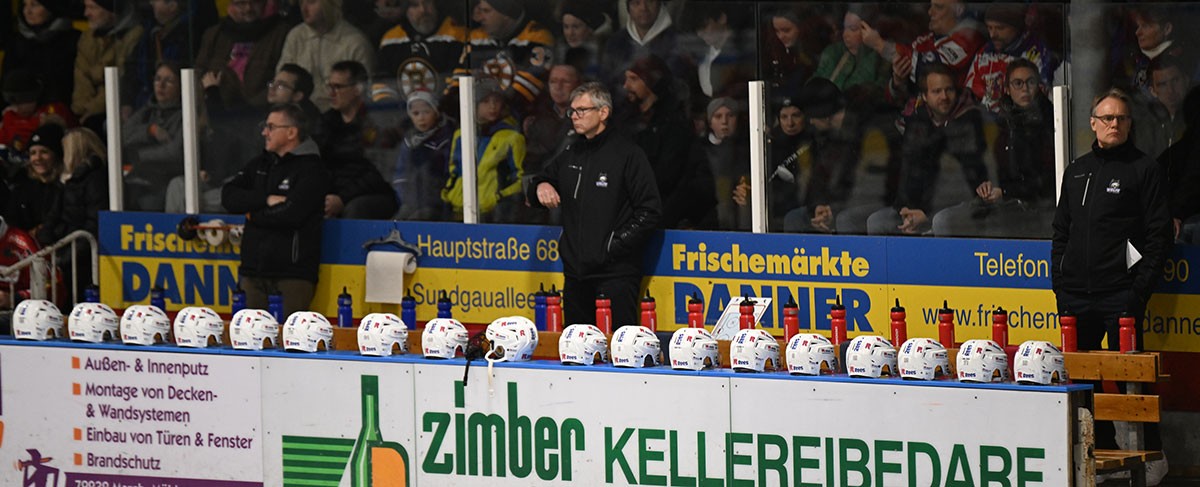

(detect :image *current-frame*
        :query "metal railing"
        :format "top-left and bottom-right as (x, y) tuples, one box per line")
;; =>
(0, 230), (99, 307)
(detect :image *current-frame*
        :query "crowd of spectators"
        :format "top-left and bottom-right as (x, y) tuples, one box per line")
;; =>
(2, 0), (1200, 243)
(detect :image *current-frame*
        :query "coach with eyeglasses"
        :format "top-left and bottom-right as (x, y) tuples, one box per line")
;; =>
(526, 82), (662, 328)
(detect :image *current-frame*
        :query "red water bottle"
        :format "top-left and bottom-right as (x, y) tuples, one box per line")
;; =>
(830, 296), (847, 345)
(546, 285), (563, 333)
(991, 306), (1009, 347)
(687, 293), (704, 329)
(739, 297), (756, 330)
(1059, 312), (1077, 352)
(937, 300), (955, 347)
(783, 296), (800, 339)
(1119, 312), (1137, 353)
(595, 293), (612, 334)
(890, 299), (907, 347)
(640, 291), (657, 331)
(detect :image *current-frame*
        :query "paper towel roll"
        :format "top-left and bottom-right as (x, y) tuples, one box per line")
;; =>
(365, 251), (417, 304)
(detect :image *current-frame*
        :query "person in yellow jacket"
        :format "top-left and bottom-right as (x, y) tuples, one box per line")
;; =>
(442, 77), (525, 222)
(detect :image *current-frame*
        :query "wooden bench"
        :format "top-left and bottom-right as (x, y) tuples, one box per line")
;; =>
(1065, 351), (1168, 486)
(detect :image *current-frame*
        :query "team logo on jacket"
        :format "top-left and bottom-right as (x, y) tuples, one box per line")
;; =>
(596, 173), (608, 188)
(279, 178), (291, 191)
(1107, 179), (1121, 194)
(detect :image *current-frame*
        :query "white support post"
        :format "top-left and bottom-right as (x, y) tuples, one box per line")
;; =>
(748, 81), (768, 233)
(1053, 85), (1070, 205)
(459, 76), (479, 224)
(181, 69), (201, 214)
(104, 67), (124, 211)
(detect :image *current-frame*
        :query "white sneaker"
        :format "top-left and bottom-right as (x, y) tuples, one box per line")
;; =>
(1146, 454), (1168, 486)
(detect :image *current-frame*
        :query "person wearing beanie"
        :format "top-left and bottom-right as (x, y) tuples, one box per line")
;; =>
(375, 0), (466, 105)
(392, 88), (454, 221)
(442, 76), (526, 222)
(73, 0), (143, 134)
(0, 70), (79, 154)
(964, 4), (1058, 112)
(5, 123), (66, 236)
(694, 96), (740, 230)
(452, 0), (554, 115)
(3, 0), (82, 108)
(557, 2), (613, 78)
(276, 0), (375, 112)
(38, 127), (109, 306)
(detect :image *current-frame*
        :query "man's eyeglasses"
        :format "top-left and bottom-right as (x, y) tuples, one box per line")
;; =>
(268, 80), (294, 92)
(1007, 77), (1039, 90)
(259, 122), (295, 131)
(1091, 114), (1131, 125)
(567, 106), (599, 118)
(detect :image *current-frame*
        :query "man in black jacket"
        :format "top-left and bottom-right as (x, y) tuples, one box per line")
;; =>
(318, 60), (398, 219)
(222, 104), (330, 315)
(1052, 88), (1171, 482)
(527, 82), (662, 327)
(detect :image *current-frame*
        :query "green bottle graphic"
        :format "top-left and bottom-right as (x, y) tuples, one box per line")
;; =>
(349, 375), (409, 487)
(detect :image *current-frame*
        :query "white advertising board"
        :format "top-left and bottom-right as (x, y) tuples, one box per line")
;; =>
(0, 344), (264, 486)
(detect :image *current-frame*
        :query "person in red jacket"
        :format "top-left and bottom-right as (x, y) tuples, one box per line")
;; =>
(0, 70), (78, 156)
(860, 0), (985, 104)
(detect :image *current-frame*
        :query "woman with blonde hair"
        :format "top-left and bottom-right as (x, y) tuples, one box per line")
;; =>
(39, 127), (108, 305)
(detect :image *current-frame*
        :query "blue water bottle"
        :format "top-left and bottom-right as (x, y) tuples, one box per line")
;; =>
(401, 290), (416, 330)
(338, 287), (353, 328)
(268, 292), (284, 323)
(84, 285), (100, 303)
(150, 287), (165, 311)
(436, 291), (452, 319)
(231, 287), (246, 315)
(534, 284), (548, 331)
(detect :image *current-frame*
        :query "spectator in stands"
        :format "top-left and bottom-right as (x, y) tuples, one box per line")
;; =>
(122, 62), (184, 211)
(763, 7), (830, 93)
(964, 5), (1057, 113)
(1112, 6), (1187, 97)
(39, 127), (107, 303)
(603, 0), (684, 86)
(1158, 86), (1200, 244)
(195, 0), (290, 112)
(359, 0), (405, 47)
(0, 70), (78, 157)
(453, 0), (554, 118)
(681, 5), (753, 102)
(442, 77), (525, 222)
(696, 97), (739, 230)
(932, 59), (1055, 237)
(762, 94), (809, 231)
(5, 123), (65, 238)
(3, 0), (81, 108)
(844, 63), (985, 235)
(277, 0), (375, 112)
(619, 55), (703, 229)
(814, 7), (888, 97)
(557, 2), (612, 79)
(222, 103), (329, 315)
(72, 0), (143, 135)
(1053, 88), (1170, 486)
(316, 61), (397, 219)
(392, 90), (452, 221)
(123, 0), (210, 110)
(522, 64), (582, 178)
(861, 0), (984, 103)
(526, 81), (661, 329)
(1133, 57), (1192, 160)
(374, 0), (466, 104)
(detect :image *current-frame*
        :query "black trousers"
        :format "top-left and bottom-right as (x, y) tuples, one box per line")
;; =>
(562, 275), (641, 330)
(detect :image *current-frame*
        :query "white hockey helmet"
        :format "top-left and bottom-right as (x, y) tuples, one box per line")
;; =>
(610, 325), (662, 368)
(484, 316), (538, 362)
(845, 335), (898, 378)
(13, 299), (64, 341)
(173, 306), (225, 348)
(956, 339), (1010, 383)
(68, 302), (119, 343)
(282, 311), (333, 352)
(898, 337), (950, 380)
(730, 329), (780, 372)
(669, 327), (720, 371)
(120, 305), (171, 345)
(422, 318), (469, 359)
(786, 333), (837, 375)
(558, 324), (609, 365)
(230, 309), (279, 350)
(1014, 340), (1069, 385)
(357, 312), (409, 356)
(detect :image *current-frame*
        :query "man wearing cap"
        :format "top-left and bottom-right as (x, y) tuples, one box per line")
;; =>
(375, 0), (466, 104)
(277, 0), (375, 112)
(316, 60), (396, 219)
(73, 0), (143, 133)
(442, 77), (526, 222)
(526, 81), (661, 328)
(621, 55), (695, 229)
(452, 0), (554, 115)
(393, 89), (453, 221)
(964, 5), (1057, 113)
(0, 70), (78, 155)
(3, 0), (81, 107)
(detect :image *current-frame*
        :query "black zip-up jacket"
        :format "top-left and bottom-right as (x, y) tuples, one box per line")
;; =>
(1052, 140), (1171, 303)
(39, 156), (107, 246)
(221, 139), (330, 283)
(527, 129), (662, 280)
